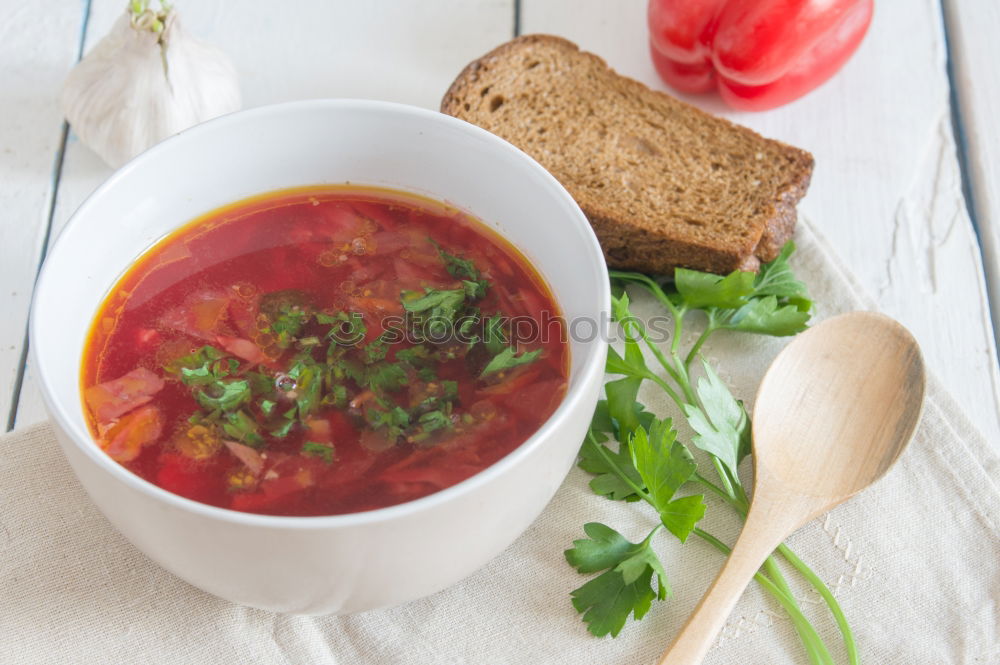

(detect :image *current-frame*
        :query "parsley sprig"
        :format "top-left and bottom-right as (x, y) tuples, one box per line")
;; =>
(569, 243), (857, 665)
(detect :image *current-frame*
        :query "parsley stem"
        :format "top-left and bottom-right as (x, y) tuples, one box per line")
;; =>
(694, 472), (737, 505)
(730, 483), (751, 515)
(778, 543), (860, 665)
(714, 482), (856, 665)
(671, 354), (699, 406)
(761, 556), (801, 632)
(620, 314), (687, 394)
(693, 472), (824, 665)
(711, 457), (737, 500)
(607, 273), (697, 403)
(644, 372), (685, 412)
(685, 323), (717, 370)
(646, 368), (688, 415)
(670, 304), (685, 356)
(696, 473), (750, 521)
(642, 523), (665, 547)
(692, 528), (834, 665)
(609, 271), (678, 317)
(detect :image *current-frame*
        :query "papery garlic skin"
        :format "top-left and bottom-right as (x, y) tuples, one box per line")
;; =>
(61, 10), (241, 168)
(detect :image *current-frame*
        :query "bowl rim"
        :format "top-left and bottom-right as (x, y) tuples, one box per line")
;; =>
(30, 98), (610, 530)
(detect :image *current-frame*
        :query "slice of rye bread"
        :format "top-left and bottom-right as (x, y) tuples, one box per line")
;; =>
(441, 35), (814, 274)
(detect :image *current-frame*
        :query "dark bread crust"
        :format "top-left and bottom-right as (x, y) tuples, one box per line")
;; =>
(755, 166), (814, 268)
(442, 35), (814, 274)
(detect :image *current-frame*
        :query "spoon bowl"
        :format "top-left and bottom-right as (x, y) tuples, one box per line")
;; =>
(753, 310), (925, 512)
(660, 311), (925, 664)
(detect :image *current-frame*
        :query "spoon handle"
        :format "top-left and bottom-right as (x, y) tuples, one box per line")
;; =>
(658, 511), (785, 665)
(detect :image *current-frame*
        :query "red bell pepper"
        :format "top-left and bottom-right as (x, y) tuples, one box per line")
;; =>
(648, 0), (873, 111)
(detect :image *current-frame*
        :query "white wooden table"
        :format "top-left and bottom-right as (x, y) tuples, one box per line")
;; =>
(3, 0), (999, 446)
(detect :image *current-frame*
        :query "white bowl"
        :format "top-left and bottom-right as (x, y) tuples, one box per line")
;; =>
(30, 99), (609, 614)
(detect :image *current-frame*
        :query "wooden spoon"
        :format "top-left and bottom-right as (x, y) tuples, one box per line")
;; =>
(659, 311), (925, 665)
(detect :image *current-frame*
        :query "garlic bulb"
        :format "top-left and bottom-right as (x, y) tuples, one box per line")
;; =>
(61, 3), (241, 168)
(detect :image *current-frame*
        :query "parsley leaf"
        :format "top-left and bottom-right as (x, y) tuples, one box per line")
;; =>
(271, 309), (309, 345)
(589, 400), (614, 441)
(433, 240), (488, 299)
(302, 441), (335, 464)
(395, 344), (433, 367)
(483, 314), (508, 356)
(480, 346), (541, 377)
(605, 346), (638, 378)
(607, 292), (653, 383)
(441, 380), (459, 400)
(462, 279), (487, 300)
(259, 291), (313, 348)
(604, 376), (646, 437)
(221, 409), (264, 447)
(180, 365), (215, 386)
(682, 360), (751, 477)
(675, 269), (755, 309)
(565, 522), (635, 572)
(408, 409), (454, 444)
(402, 288), (467, 340)
(168, 345), (229, 384)
(629, 420), (705, 542)
(721, 296), (811, 336)
(402, 288), (466, 315)
(628, 420), (690, 507)
(456, 314), (480, 345)
(434, 242), (478, 279)
(566, 523), (668, 637)
(320, 311), (367, 346)
(578, 433), (643, 502)
(246, 370), (276, 397)
(362, 334), (391, 364)
(418, 409), (452, 432)
(321, 383), (348, 409)
(325, 352), (365, 384)
(752, 241), (812, 311)
(194, 379), (251, 412)
(658, 495), (708, 544)
(366, 362), (408, 393)
(269, 417), (296, 439)
(672, 243), (812, 336)
(288, 361), (323, 421)
(366, 404), (410, 441)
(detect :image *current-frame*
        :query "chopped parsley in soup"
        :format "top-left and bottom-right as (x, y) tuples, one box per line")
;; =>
(82, 187), (568, 516)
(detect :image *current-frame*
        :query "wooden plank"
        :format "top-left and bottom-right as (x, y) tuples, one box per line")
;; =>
(0, 0), (89, 430)
(942, 0), (1000, 343)
(17, 0), (1000, 445)
(13, 0), (516, 426)
(519, 0), (1000, 443)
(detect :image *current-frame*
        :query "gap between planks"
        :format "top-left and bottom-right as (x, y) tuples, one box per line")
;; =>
(940, 0), (1000, 358)
(4, 0), (92, 433)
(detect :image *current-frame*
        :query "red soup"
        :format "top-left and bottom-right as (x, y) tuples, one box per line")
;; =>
(82, 186), (568, 516)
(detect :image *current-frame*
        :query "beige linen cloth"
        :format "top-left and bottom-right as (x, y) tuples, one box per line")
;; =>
(1, 221), (998, 664)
